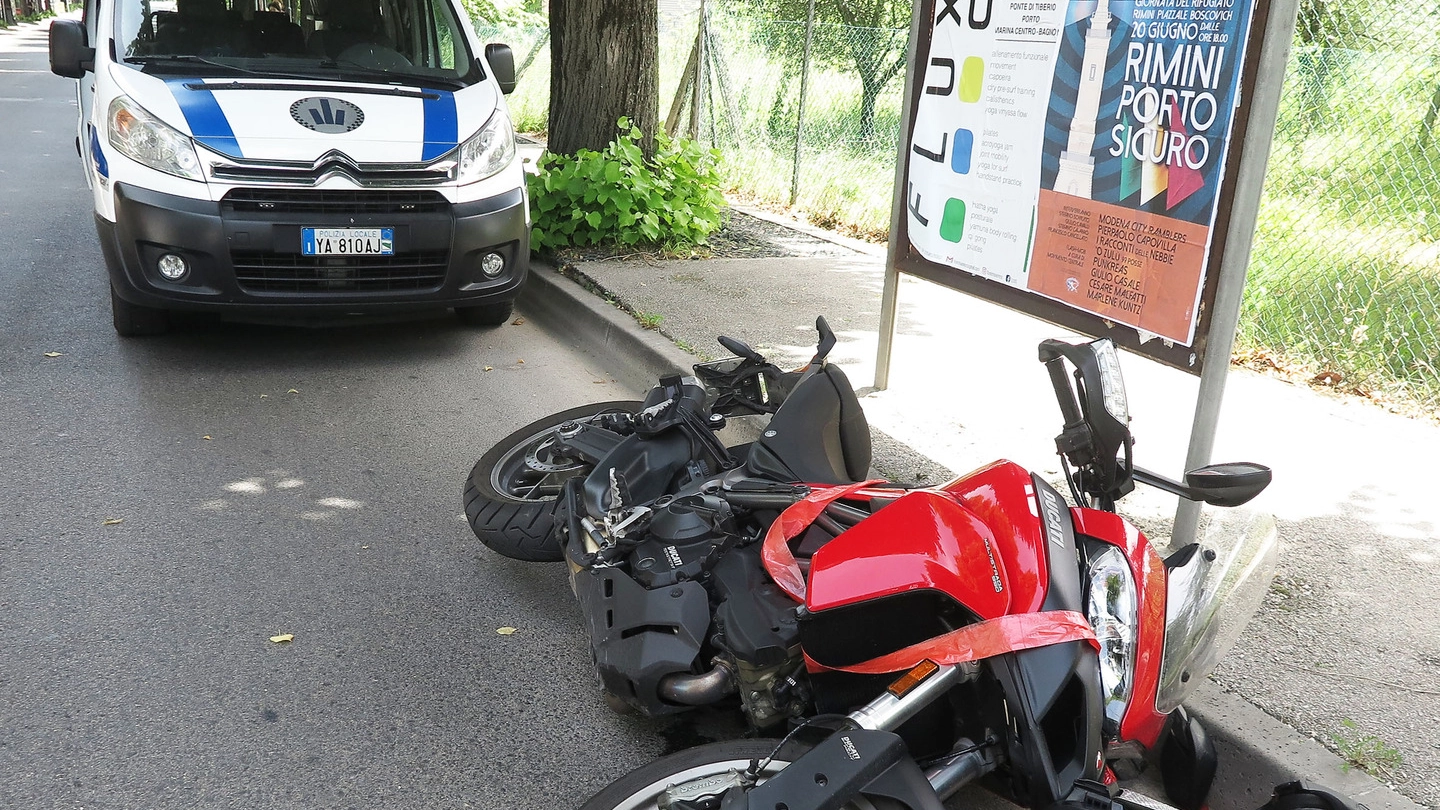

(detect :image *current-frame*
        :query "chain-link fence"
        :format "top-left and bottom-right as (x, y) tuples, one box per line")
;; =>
(483, 0), (1440, 411)
(1236, 0), (1440, 409)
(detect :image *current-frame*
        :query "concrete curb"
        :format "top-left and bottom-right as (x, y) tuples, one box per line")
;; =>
(518, 261), (696, 395)
(515, 258), (1426, 810)
(1191, 682), (1425, 810)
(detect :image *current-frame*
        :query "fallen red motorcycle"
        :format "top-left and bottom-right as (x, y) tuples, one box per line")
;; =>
(464, 321), (1278, 810)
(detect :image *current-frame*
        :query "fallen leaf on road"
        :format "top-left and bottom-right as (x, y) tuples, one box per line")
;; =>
(496, 627), (517, 635)
(260, 394), (269, 398)
(516, 359), (525, 365)
(269, 634), (294, 643)
(287, 389), (299, 394)
(43, 352), (63, 358)
(102, 518), (124, 526)
(361, 545), (370, 549)
(512, 318), (525, 325)
(1311, 370), (1343, 386)
(483, 366), (493, 372)
(202, 435), (212, 441)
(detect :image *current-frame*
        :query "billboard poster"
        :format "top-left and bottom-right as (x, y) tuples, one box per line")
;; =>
(903, 0), (1257, 348)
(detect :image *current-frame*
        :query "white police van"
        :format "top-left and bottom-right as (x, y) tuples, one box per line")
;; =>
(49, 0), (528, 335)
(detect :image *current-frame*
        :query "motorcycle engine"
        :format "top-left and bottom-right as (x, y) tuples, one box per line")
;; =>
(628, 495), (728, 589)
(591, 492), (805, 727)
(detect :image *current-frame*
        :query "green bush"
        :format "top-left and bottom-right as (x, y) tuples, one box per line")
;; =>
(528, 118), (726, 251)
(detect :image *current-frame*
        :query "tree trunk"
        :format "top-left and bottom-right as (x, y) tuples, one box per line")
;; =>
(858, 78), (879, 143)
(548, 0), (659, 157)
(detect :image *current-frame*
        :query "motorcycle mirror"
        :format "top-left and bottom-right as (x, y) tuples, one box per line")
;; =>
(1183, 462), (1272, 507)
(812, 316), (836, 365)
(1133, 462), (1271, 507)
(717, 334), (764, 363)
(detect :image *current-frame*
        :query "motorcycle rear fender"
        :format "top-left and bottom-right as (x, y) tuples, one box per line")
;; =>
(720, 729), (945, 810)
(571, 566), (710, 716)
(747, 363), (871, 485)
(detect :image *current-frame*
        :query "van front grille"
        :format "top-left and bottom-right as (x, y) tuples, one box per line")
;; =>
(231, 251), (448, 293)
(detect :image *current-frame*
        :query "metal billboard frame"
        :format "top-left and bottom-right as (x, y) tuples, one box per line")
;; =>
(875, 0), (1302, 543)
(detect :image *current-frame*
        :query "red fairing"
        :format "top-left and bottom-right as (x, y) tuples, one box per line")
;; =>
(806, 490), (1012, 620)
(940, 461), (1049, 614)
(1071, 507), (1169, 748)
(806, 460), (1050, 620)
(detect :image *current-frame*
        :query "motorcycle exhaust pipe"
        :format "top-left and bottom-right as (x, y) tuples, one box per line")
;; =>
(657, 659), (737, 706)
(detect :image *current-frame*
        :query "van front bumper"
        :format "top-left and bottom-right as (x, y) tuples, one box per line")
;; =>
(99, 183), (528, 314)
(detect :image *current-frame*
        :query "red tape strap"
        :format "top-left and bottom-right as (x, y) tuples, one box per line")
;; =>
(805, 610), (1100, 674)
(761, 479), (886, 603)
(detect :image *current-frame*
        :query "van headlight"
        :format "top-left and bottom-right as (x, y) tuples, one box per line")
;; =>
(1086, 545), (1137, 731)
(108, 96), (203, 181)
(457, 109), (515, 184)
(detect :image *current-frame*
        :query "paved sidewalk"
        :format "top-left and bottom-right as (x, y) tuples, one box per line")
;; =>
(521, 208), (1440, 810)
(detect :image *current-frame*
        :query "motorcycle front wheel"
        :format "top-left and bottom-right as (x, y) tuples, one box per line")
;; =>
(580, 739), (900, 810)
(464, 400), (642, 562)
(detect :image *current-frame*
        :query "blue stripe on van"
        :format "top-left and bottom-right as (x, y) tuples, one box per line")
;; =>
(421, 91), (458, 161)
(90, 124), (109, 178)
(165, 80), (242, 158)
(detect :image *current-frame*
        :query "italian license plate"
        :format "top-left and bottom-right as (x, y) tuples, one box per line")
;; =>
(301, 227), (394, 256)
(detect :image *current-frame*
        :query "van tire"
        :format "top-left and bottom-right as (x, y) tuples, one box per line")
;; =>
(110, 287), (171, 337)
(455, 301), (514, 327)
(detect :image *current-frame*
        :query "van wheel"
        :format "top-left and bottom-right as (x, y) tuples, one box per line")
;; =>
(110, 287), (170, 337)
(456, 301), (514, 327)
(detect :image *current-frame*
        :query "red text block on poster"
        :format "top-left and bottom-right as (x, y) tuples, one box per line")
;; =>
(1027, 189), (1210, 344)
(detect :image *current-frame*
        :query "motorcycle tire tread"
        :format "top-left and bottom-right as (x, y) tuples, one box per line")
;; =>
(463, 400), (645, 563)
(464, 477), (564, 562)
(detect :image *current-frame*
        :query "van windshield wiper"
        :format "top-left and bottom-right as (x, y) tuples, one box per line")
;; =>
(125, 54), (318, 81)
(313, 58), (465, 91)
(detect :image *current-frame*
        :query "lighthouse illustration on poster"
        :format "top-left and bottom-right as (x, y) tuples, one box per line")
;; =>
(904, 0), (1256, 345)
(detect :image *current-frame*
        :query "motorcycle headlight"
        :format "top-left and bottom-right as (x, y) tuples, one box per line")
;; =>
(108, 95), (203, 181)
(1086, 545), (1138, 730)
(457, 108), (515, 184)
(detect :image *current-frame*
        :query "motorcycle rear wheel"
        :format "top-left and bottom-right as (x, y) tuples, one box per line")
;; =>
(464, 400), (643, 562)
(580, 739), (900, 810)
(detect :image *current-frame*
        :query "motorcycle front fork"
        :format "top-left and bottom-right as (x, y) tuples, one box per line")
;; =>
(708, 661), (995, 810)
(848, 660), (995, 802)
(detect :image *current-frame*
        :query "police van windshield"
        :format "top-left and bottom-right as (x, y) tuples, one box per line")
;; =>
(117, 0), (479, 87)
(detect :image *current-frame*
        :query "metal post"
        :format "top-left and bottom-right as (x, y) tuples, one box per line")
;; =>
(689, 0), (708, 140)
(789, 0), (817, 207)
(874, 0), (926, 390)
(1170, 0), (1301, 546)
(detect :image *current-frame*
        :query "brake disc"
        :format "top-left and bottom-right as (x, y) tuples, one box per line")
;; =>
(523, 435), (586, 474)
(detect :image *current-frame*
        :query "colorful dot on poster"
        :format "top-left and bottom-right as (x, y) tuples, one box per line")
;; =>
(951, 129), (974, 174)
(940, 198), (967, 243)
(960, 57), (985, 103)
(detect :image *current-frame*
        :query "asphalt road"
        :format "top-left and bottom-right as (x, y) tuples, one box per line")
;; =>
(0, 22), (685, 809)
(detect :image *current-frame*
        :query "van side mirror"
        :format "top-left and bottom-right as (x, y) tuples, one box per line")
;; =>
(484, 43), (516, 94)
(49, 19), (95, 79)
